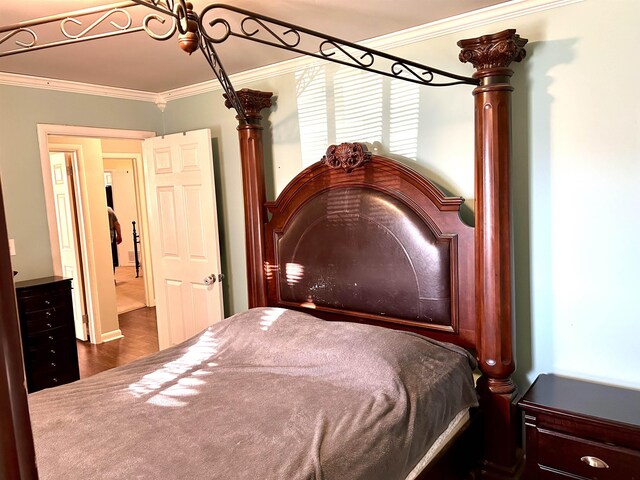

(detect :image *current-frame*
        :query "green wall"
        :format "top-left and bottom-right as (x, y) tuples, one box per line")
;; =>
(0, 86), (163, 280)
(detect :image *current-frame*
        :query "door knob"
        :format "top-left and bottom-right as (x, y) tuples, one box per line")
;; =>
(203, 274), (217, 285)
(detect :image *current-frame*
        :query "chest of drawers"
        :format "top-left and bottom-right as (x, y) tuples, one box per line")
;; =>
(518, 374), (640, 480)
(15, 276), (80, 393)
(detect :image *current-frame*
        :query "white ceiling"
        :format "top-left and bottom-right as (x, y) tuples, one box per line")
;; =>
(0, 1), (508, 93)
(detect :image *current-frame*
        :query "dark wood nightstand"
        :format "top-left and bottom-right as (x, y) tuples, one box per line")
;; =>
(518, 374), (640, 479)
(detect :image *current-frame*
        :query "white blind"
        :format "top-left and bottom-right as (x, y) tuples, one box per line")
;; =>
(295, 65), (420, 165)
(389, 79), (420, 159)
(295, 66), (329, 166)
(334, 68), (383, 144)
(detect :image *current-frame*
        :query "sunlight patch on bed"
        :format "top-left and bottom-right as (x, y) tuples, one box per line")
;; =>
(128, 329), (220, 406)
(260, 307), (286, 331)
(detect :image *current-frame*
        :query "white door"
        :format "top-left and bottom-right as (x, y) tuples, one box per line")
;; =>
(143, 129), (224, 349)
(49, 152), (88, 340)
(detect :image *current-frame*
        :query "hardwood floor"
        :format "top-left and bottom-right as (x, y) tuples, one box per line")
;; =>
(115, 266), (146, 314)
(76, 307), (159, 378)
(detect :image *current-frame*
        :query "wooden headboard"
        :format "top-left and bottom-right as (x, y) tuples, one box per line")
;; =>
(225, 29), (528, 479)
(264, 144), (476, 350)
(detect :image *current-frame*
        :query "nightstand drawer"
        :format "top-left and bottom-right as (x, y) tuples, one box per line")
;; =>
(539, 468), (587, 479)
(538, 428), (640, 479)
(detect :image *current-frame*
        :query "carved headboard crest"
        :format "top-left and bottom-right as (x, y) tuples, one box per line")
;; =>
(322, 142), (371, 173)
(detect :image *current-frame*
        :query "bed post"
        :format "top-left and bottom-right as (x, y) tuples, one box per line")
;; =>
(0, 181), (39, 479)
(224, 89), (273, 308)
(458, 30), (527, 479)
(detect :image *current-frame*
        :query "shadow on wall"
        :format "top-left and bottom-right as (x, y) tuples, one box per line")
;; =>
(512, 38), (577, 391)
(380, 146), (475, 227)
(262, 95), (278, 202)
(211, 137), (231, 318)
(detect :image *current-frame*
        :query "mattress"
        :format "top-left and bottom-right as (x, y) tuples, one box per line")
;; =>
(405, 408), (470, 480)
(29, 307), (478, 479)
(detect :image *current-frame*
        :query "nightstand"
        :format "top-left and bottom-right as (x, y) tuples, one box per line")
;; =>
(518, 374), (640, 479)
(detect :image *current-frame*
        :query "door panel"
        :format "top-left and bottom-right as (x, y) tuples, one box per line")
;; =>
(144, 130), (224, 349)
(49, 152), (88, 341)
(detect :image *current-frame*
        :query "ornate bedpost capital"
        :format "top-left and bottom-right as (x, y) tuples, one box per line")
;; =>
(457, 29), (527, 75)
(224, 88), (273, 124)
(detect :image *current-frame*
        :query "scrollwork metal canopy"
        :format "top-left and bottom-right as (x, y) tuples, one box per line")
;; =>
(0, 1), (180, 57)
(0, 1), (480, 122)
(198, 4), (478, 88)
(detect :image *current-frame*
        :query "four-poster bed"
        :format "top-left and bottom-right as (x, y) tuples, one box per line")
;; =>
(0, 2), (527, 479)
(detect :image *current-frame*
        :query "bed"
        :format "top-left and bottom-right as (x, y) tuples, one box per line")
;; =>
(28, 307), (478, 479)
(0, 3), (528, 479)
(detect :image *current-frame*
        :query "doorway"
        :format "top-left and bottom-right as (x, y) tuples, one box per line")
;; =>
(38, 125), (225, 364)
(104, 156), (148, 314)
(38, 125), (156, 345)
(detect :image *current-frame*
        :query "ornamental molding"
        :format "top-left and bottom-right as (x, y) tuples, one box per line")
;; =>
(322, 143), (371, 173)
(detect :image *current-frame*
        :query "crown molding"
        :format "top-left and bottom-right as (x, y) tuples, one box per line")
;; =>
(161, 0), (583, 100)
(0, 71), (161, 103)
(0, 0), (583, 103)
(364, 0), (583, 51)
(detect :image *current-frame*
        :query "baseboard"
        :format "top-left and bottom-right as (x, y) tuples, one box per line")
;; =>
(101, 329), (124, 343)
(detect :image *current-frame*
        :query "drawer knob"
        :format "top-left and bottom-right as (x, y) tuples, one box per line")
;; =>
(50, 362), (56, 368)
(50, 349), (56, 355)
(52, 377), (58, 383)
(45, 311), (52, 317)
(45, 300), (51, 305)
(580, 456), (609, 469)
(48, 335), (54, 341)
(46, 323), (52, 328)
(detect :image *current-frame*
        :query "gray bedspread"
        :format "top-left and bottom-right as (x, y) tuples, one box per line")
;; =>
(29, 307), (478, 480)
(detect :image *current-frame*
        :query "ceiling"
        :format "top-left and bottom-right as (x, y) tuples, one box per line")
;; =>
(0, 0), (508, 93)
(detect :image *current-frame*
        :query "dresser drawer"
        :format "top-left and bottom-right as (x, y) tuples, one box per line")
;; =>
(538, 428), (640, 479)
(24, 307), (69, 333)
(29, 368), (78, 391)
(23, 326), (67, 349)
(27, 351), (73, 374)
(27, 344), (69, 365)
(21, 292), (69, 314)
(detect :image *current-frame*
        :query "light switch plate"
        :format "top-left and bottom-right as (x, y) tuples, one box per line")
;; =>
(9, 239), (15, 256)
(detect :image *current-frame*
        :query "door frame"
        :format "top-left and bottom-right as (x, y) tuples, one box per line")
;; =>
(37, 124), (156, 343)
